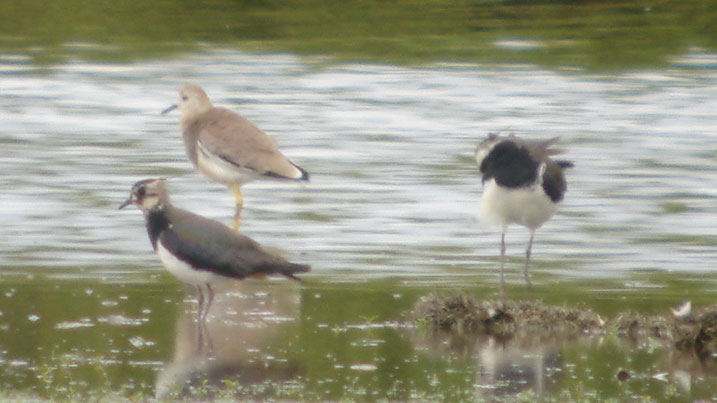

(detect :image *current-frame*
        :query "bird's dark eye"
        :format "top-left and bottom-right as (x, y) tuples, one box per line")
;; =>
(137, 186), (146, 197)
(182, 95), (189, 101)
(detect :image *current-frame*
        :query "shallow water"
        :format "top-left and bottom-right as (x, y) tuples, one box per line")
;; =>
(2, 49), (717, 279)
(2, 48), (717, 400)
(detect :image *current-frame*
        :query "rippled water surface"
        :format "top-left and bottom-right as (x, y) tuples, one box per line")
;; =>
(3, 50), (717, 278)
(2, 49), (717, 400)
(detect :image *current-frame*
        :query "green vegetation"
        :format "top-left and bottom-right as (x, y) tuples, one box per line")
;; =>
(1, 0), (716, 69)
(1, 274), (717, 401)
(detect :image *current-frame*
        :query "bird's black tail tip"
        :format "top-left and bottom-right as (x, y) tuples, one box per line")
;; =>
(297, 166), (310, 182)
(284, 263), (311, 281)
(557, 160), (574, 169)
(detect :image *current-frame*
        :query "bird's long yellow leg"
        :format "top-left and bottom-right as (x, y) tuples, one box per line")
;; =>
(232, 183), (244, 231)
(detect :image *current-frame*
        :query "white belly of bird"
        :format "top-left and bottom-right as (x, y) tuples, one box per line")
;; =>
(480, 179), (556, 231)
(196, 141), (260, 185)
(156, 242), (217, 286)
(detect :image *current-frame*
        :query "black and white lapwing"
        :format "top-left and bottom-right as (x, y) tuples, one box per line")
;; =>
(475, 133), (573, 291)
(119, 178), (310, 323)
(162, 85), (309, 230)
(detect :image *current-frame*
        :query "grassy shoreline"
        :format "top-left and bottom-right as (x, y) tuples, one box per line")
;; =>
(2, 0), (716, 70)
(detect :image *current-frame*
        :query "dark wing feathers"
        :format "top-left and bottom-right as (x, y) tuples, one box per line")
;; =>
(159, 207), (308, 280)
(542, 161), (568, 202)
(479, 136), (574, 203)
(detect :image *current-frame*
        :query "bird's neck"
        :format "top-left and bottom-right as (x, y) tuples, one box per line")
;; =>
(179, 106), (211, 127)
(145, 204), (171, 251)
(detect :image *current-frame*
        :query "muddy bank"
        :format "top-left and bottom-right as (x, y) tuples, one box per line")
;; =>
(407, 293), (717, 361)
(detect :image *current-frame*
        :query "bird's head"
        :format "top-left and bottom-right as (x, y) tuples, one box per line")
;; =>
(161, 84), (213, 120)
(119, 178), (169, 213)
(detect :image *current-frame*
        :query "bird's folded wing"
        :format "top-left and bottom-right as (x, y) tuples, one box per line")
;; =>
(160, 212), (268, 278)
(196, 108), (279, 168)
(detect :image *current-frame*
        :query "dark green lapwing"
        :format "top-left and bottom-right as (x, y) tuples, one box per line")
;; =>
(119, 178), (310, 322)
(162, 85), (309, 230)
(475, 133), (573, 290)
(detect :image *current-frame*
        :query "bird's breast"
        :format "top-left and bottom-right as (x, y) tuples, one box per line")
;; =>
(480, 179), (557, 231)
(156, 240), (217, 286)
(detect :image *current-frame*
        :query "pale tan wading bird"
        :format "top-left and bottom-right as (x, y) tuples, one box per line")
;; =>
(475, 133), (573, 295)
(162, 85), (309, 230)
(119, 178), (309, 324)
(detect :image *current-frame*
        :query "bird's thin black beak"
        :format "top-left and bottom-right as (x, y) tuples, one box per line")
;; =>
(118, 198), (134, 210)
(161, 104), (178, 115)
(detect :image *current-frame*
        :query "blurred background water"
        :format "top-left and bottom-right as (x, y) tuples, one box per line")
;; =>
(1, 0), (717, 400)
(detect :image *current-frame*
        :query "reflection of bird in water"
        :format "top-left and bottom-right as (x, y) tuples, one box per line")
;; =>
(119, 178), (310, 323)
(476, 337), (561, 398)
(475, 133), (573, 292)
(155, 281), (304, 400)
(162, 84), (309, 230)
(409, 331), (561, 400)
